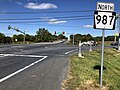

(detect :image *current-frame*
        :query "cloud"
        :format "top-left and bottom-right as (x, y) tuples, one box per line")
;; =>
(9, 0), (11, 2)
(40, 17), (50, 21)
(16, 2), (23, 5)
(24, 2), (57, 10)
(83, 25), (93, 28)
(48, 19), (67, 24)
(34, 17), (67, 24)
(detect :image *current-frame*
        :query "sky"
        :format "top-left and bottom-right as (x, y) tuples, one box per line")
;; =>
(0, 0), (120, 37)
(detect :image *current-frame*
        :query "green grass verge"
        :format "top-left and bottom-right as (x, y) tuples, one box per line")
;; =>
(63, 48), (120, 90)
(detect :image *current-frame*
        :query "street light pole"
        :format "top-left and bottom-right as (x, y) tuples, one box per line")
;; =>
(8, 25), (26, 44)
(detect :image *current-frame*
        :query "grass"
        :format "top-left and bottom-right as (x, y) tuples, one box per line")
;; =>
(62, 48), (120, 90)
(98, 41), (113, 46)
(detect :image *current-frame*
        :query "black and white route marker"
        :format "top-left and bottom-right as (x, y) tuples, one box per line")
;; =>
(94, 11), (116, 30)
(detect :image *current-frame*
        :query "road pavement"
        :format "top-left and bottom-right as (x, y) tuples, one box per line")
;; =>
(0, 43), (102, 90)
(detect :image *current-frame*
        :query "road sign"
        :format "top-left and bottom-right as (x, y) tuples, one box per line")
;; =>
(94, 11), (116, 30)
(114, 33), (119, 36)
(97, 2), (114, 11)
(94, 2), (116, 89)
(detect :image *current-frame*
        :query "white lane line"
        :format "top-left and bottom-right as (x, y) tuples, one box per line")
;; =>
(65, 49), (78, 55)
(0, 54), (48, 83)
(0, 54), (45, 57)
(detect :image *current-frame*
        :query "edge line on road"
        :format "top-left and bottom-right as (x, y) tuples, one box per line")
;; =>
(65, 49), (78, 55)
(0, 54), (48, 83)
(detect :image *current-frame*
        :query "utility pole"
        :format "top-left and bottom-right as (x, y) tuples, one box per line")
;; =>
(73, 33), (74, 46)
(116, 14), (120, 51)
(66, 32), (75, 46)
(118, 14), (120, 51)
(23, 31), (26, 44)
(8, 25), (26, 44)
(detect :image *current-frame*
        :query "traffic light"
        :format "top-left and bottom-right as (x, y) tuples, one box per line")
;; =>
(8, 25), (11, 30)
(54, 31), (56, 35)
(62, 32), (65, 34)
(16, 29), (20, 32)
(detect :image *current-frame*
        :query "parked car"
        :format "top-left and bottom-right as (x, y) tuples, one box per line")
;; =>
(110, 42), (118, 46)
(82, 41), (98, 46)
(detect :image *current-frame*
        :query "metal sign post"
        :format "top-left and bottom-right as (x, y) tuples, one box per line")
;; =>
(100, 29), (105, 89)
(94, 2), (116, 89)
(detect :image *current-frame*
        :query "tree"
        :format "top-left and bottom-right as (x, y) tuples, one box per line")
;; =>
(51, 35), (57, 41)
(57, 34), (66, 40)
(105, 36), (114, 41)
(12, 34), (24, 42)
(69, 34), (94, 45)
(25, 34), (35, 42)
(74, 34), (82, 45)
(0, 33), (5, 44)
(36, 28), (52, 42)
(4, 36), (12, 44)
(86, 34), (93, 41)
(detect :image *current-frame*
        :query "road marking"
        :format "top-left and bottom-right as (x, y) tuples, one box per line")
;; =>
(0, 56), (5, 57)
(0, 54), (48, 83)
(0, 54), (46, 57)
(65, 49), (78, 55)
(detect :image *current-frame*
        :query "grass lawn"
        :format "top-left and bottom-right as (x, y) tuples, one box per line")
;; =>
(62, 48), (120, 90)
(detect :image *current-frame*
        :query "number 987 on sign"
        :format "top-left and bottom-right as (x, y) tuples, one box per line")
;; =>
(94, 11), (116, 30)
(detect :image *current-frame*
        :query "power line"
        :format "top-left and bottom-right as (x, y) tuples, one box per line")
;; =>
(0, 10), (94, 14)
(0, 18), (92, 23)
(0, 8), (119, 15)
(0, 15), (93, 20)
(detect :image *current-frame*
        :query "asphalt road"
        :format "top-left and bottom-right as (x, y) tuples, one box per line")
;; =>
(0, 43), (101, 90)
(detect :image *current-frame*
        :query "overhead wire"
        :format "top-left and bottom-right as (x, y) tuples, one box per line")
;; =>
(0, 15), (93, 20)
(0, 10), (94, 14)
(0, 9), (94, 24)
(0, 8), (119, 15)
(0, 17), (93, 23)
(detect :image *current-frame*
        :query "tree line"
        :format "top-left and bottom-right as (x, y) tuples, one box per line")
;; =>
(70, 34), (116, 45)
(0, 28), (67, 44)
(0, 28), (116, 44)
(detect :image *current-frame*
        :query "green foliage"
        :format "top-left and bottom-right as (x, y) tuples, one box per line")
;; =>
(13, 34), (24, 42)
(65, 48), (120, 90)
(35, 28), (67, 42)
(25, 34), (35, 42)
(70, 34), (115, 45)
(0, 33), (5, 44)
(57, 34), (66, 40)
(105, 36), (115, 41)
(0, 27), (68, 44)
(4, 36), (11, 44)
(70, 34), (93, 45)
(35, 28), (52, 42)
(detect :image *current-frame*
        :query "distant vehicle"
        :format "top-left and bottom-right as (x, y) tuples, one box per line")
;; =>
(110, 42), (118, 46)
(82, 41), (98, 46)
